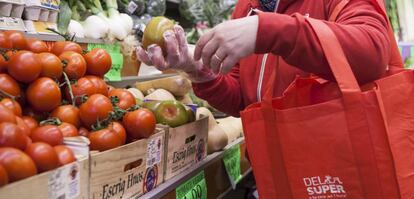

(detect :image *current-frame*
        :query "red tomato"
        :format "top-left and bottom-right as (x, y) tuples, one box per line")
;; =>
(78, 127), (89, 137)
(31, 125), (63, 146)
(25, 142), (59, 172)
(26, 38), (49, 53)
(79, 94), (113, 129)
(51, 41), (82, 56)
(22, 116), (38, 134)
(51, 105), (80, 127)
(26, 77), (61, 112)
(108, 89), (136, 110)
(8, 51), (41, 83)
(109, 122), (126, 145)
(84, 75), (108, 96)
(59, 51), (86, 80)
(84, 48), (112, 76)
(0, 74), (21, 97)
(0, 122), (27, 150)
(0, 55), (7, 73)
(37, 52), (63, 79)
(88, 128), (122, 151)
(4, 30), (27, 50)
(54, 145), (76, 165)
(23, 107), (48, 122)
(0, 32), (12, 49)
(0, 103), (16, 123)
(0, 98), (22, 116)
(58, 122), (79, 137)
(0, 147), (37, 182)
(15, 116), (31, 137)
(65, 77), (97, 105)
(122, 108), (156, 140)
(25, 136), (32, 146)
(0, 164), (8, 187)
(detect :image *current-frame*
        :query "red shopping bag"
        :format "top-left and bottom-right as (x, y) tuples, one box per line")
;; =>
(240, 2), (414, 199)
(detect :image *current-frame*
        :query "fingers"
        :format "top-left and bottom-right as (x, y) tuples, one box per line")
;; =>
(174, 25), (188, 55)
(194, 30), (214, 61)
(136, 46), (152, 66)
(201, 40), (220, 68)
(210, 48), (226, 74)
(147, 44), (167, 70)
(163, 30), (180, 67)
(221, 55), (238, 74)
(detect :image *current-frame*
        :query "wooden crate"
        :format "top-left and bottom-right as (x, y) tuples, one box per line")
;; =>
(162, 116), (209, 181)
(0, 158), (89, 199)
(89, 129), (165, 199)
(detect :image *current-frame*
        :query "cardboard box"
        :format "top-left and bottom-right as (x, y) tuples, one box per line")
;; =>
(0, 158), (89, 199)
(162, 116), (209, 180)
(89, 129), (165, 199)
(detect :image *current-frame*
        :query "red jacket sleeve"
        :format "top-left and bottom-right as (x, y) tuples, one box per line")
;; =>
(255, 0), (390, 84)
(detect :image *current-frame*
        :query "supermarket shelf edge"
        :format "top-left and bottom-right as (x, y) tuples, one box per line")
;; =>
(138, 137), (246, 199)
(24, 33), (105, 44)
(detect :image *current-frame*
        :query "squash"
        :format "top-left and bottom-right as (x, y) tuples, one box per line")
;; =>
(144, 89), (175, 101)
(196, 107), (228, 154)
(135, 75), (192, 97)
(217, 117), (242, 144)
(177, 94), (194, 104)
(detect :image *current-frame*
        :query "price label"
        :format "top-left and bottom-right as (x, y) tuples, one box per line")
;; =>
(176, 171), (207, 199)
(88, 44), (123, 81)
(223, 144), (242, 189)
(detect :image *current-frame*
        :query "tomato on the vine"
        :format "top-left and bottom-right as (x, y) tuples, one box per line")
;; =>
(51, 41), (82, 56)
(122, 108), (156, 140)
(54, 145), (76, 165)
(109, 89), (136, 110)
(65, 77), (97, 105)
(15, 116), (31, 137)
(0, 103), (16, 123)
(37, 52), (63, 79)
(23, 107), (48, 122)
(0, 74), (21, 98)
(4, 30), (27, 50)
(58, 122), (79, 137)
(22, 116), (38, 135)
(79, 94), (113, 129)
(26, 77), (61, 112)
(84, 48), (112, 76)
(51, 105), (80, 127)
(0, 147), (37, 182)
(0, 98), (22, 116)
(0, 32), (12, 49)
(26, 38), (49, 53)
(109, 122), (126, 145)
(31, 125), (64, 146)
(59, 51), (86, 80)
(0, 122), (28, 150)
(25, 142), (59, 172)
(88, 128), (122, 151)
(0, 55), (7, 73)
(78, 127), (89, 137)
(84, 75), (108, 96)
(8, 51), (41, 83)
(0, 164), (8, 187)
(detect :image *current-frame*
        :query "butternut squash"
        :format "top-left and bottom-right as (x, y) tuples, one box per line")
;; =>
(196, 107), (228, 154)
(135, 75), (192, 97)
(217, 117), (243, 144)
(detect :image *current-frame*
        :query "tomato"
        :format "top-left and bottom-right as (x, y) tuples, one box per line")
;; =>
(0, 55), (7, 73)
(54, 145), (76, 165)
(26, 77), (61, 112)
(0, 103), (16, 123)
(15, 116), (31, 137)
(0, 98), (22, 116)
(4, 30), (27, 50)
(122, 108), (156, 140)
(51, 105), (80, 127)
(88, 128), (122, 151)
(65, 77), (96, 105)
(51, 41), (82, 56)
(59, 51), (87, 80)
(0, 164), (8, 187)
(0, 147), (37, 182)
(78, 127), (89, 137)
(8, 51), (41, 83)
(25, 136), (32, 146)
(23, 107), (48, 122)
(108, 89), (136, 110)
(84, 75), (108, 96)
(58, 122), (79, 137)
(0, 74), (21, 98)
(22, 116), (38, 134)
(109, 122), (126, 145)
(142, 16), (174, 54)
(26, 38), (48, 53)
(37, 52), (63, 79)
(31, 125), (63, 146)
(0, 32), (12, 49)
(84, 48), (112, 76)
(25, 142), (59, 172)
(0, 122), (27, 150)
(79, 94), (113, 129)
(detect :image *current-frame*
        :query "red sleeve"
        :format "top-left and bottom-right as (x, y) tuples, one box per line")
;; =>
(255, 0), (390, 84)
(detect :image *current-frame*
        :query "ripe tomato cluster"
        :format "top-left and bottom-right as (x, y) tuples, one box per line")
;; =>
(0, 31), (157, 187)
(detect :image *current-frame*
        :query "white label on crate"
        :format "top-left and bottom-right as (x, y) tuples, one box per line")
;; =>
(48, 161), (81, 199)
(146, 135), (162, 168)
(127, 1), (138, 14)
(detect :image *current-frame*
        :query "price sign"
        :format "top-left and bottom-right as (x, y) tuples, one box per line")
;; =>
(223, 144), (242, 189)
(87, 44), (123, 81)
(176, 171), (207, 199)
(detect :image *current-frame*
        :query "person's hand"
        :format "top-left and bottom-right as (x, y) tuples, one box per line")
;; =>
(136, 25), (197, 73)
(194, 15), (258, 74)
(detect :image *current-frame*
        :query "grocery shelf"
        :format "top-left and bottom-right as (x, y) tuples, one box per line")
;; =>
(107, 73), (179, 88)
(24, 33), (105, 44)
(138, 137), (247, 199)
